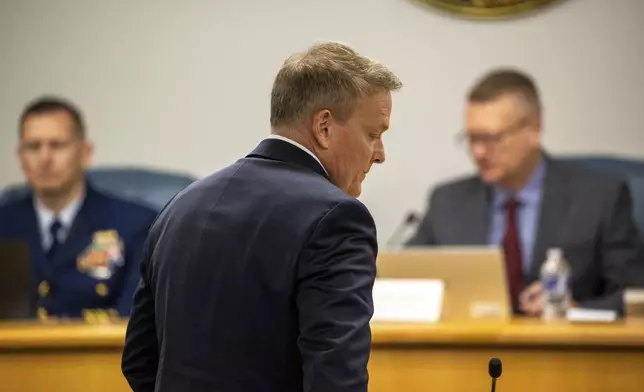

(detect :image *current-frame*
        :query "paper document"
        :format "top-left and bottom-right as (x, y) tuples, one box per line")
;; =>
(566, 308), (618, 323)
(372, 278), (444, 323)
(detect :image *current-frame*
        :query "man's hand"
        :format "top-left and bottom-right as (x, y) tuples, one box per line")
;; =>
(519, 282), (543, 316)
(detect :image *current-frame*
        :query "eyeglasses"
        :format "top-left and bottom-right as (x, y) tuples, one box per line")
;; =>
(456, 117), (530, 149)
(20, 139), (76, 154)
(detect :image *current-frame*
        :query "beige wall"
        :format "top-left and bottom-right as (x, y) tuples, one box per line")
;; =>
(1, 0), (643, 243)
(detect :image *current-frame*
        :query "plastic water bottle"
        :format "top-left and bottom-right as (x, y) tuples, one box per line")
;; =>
(540, 248), (571, 321)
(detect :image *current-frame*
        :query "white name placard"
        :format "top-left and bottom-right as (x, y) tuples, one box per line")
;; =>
(372, 278), (444, 323)
(566, 307), (618, 323)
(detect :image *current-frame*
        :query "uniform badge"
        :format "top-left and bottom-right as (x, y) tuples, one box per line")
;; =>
(77, 230), (124, 280)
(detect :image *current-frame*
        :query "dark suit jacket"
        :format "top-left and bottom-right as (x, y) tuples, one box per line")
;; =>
(121, 138), (378, 392)
(407, 155), (644, 312)
(0, 182), (157, 317)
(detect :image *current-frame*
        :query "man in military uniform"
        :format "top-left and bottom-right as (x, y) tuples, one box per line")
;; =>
(0, 96), (157, 319)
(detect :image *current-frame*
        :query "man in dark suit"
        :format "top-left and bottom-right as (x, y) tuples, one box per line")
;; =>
(0, 96), (157, 319)
(407, 69), (643, 315)
(121, 42), (403, 392)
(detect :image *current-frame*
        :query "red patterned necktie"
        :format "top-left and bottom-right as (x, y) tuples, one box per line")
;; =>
(503, 198), (524, 312)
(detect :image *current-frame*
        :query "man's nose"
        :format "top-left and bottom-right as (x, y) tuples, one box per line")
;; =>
(373, 142), (386, 164)
(38, 145), (55, 165)
(470, 143), (489, 159)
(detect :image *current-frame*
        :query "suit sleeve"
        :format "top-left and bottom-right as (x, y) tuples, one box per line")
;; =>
(582, 182), (644, 311)
(117, 222), (152, 316)
(121, 236), (159, 392)
(296, 199), (378, 392)
(406, 189), (438, 246)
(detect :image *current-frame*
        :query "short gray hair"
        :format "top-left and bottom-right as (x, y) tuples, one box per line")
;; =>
(270, 42), (403, 128)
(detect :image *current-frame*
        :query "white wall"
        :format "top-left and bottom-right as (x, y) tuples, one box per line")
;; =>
(1, 0), (643, 244)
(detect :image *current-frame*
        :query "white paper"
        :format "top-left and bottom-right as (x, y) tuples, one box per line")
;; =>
(371, 278), (444, 323)
(470, 301), (506, 318)
(566, 307), (618, 323)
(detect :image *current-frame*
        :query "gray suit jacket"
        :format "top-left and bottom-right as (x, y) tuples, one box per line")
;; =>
(407, 156), (644, 312)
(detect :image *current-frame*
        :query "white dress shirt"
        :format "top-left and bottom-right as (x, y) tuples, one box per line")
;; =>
(266, 134), (328, 175)
(34, 191), (85, 250)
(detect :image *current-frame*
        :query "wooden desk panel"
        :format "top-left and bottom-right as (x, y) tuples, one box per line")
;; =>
(0, 321), (127, 392)
(370, 348), (644, 392)
(369, 319), (644, 392)
(1, 350), (128, 392)
(1, 319), (643, 392)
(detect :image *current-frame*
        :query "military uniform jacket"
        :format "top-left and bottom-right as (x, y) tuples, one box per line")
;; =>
(0, 182), (157, 318)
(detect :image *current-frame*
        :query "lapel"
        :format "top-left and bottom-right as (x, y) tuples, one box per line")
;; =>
(462, 178), (490, 244)
(528, 157), (572, 281)
(51, 184), (101, 267)
(246, 138), (330, 180)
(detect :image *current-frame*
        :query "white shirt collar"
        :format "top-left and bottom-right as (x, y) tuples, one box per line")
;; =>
(266, 134), (328, 175)
(34, 188), (85, 249)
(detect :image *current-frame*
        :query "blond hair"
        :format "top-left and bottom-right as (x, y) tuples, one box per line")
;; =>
(270, 42), (402, 128)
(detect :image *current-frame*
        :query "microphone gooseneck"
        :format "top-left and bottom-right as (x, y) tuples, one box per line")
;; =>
(385, 211), (420, 248)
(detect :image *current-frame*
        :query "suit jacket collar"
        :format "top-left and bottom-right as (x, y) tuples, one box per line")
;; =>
(247, 138), (329, 180)
(467, 152), (572, 280)
(490, 159), (547, 210)
(466, 153), (551, 244)
(24, 181), (104, 266)
(33, 187), (85, 249)
(52, 182), (104, 265)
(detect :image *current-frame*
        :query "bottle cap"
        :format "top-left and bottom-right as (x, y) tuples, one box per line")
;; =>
(547, 248), (563, 260)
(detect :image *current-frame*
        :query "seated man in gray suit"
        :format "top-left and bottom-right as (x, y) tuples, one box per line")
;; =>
(407, 68), (643, 315)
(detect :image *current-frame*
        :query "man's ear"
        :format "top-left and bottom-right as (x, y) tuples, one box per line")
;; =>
(311, 109), (332, 150)
(81, 140), (94, 169)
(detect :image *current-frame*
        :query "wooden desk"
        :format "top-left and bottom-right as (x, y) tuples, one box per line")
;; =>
(1, 319), (643, 391)
(0, 321), (129, 392)
(369, 318), (644, 392)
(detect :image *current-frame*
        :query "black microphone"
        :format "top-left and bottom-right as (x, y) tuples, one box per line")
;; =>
(385, 211), (420, 248)
(489, 357), (502, 392)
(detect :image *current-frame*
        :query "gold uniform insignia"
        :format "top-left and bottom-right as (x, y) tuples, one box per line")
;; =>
(77, 230), (125, 280)
(95, 283), (109, 297)
(416, 0), (565, 19)
(38, 281), (50, 297)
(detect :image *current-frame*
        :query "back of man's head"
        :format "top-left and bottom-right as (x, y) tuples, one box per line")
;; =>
(270, 41), (403, 129)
